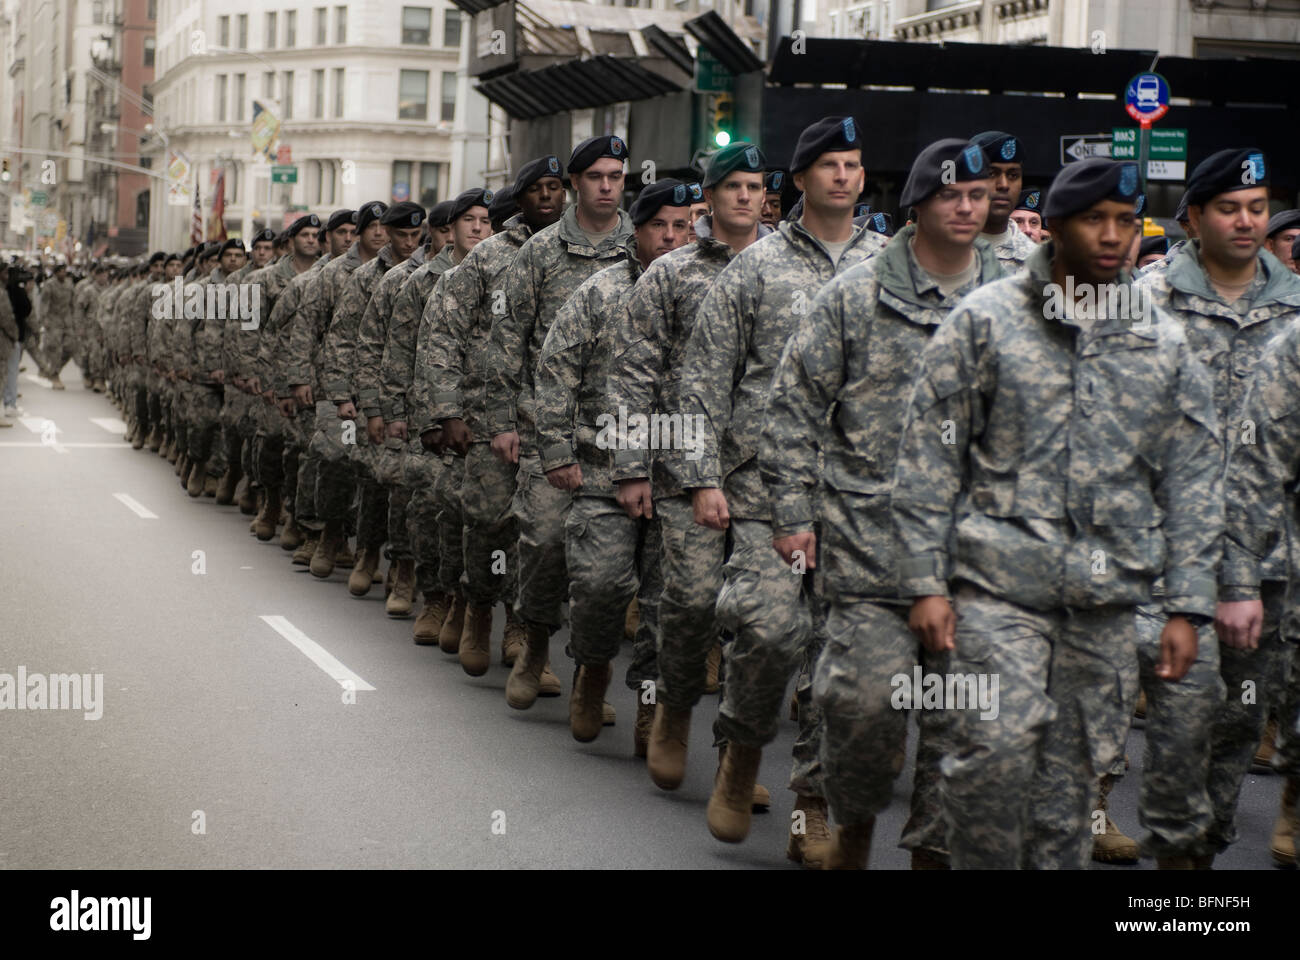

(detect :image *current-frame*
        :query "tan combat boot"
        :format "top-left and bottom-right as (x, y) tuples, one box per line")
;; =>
(501, 612), (526, 666)
(203, 474), (218, 497)
(708, 743), (763, 842)
(634, 697), (654, 758)
(459, 602), (492, 676)
(1271, 777), (1299, 868)
(539, 662), (562, 697)
(165, 437), (178, 463)
(438, 591), (467, 652)
(603, 701), (616, 725)
(215, 464), (239, 504)
(570, 662), (613, 742)
(1091, 772), (1139, 864)
(384, 562), (396, 597)
(174, 451), (187, 478)
(385, 558), (416, 617)
(335, 540), (355, 567)
(248, 489), (263, 533)
(1254, 717), (1279, 773)
(238, 478), (257, 514)
(280, 515), (305, 551)
(131, 422), (144, 448)
(647, 703), (691, 790)
(506, 624), (550, 710)
(292, 534), (320, 566)
(186, 460), (207, 497)
(788, 795), (834, 868)
(347, 546), (381, 596)
(51, 376), (65, 390)
(254, 486), (282, 541)
(704, 643), (722, 694)
(309, 520), (346, 578)
(824, 818), (875, 870)
(624, 597), (639, 641)
(413, 592), (451, 646)
(147, 425), (164, 453)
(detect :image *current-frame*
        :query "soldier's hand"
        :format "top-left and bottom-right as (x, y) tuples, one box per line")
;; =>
(234, 376), (248, 390)
(338, 401), (358, 420)
(277, 397), (296, 419)
(1158, 616), (1199, 680)
(366, 416), (385, 445)
(691, 487), (730, 530)
(773, 531), (816, 570)
(261, 388), (275, 403)
(211, 369), (225, 384)
(491, 430), (520, 465)
(908, 596), (956, 653)
(420, 426), (444, 453)
(247, 376), (262, 394)
(546, 464), (583, 491)
(1215, 600), (1263, 651)
(440, 418), (472, 456)
(616, 479), (654, 519)
(292, 384), (313, 407)
(387, 420), (408, 442)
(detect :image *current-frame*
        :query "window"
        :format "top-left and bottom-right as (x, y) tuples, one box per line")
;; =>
(286, 10), (297, 47)
(143, 36), (155, 68)
(440, 71), (456, 122)
(333, 67), (344, 117)
(238, 14), (248, 49)
(148, 0), (156, 21)
(136, 190), (150, 228)
(398, 70), (428, 120)
(315, 7), (327, 45)
(443, 9), (462, 48)
(419, 162), (440, 207)
(264, 71), (276, 100)
(234, 73), (246, 121)
(402, 7), (432, 45)
(312, 69), (324, 118)
(219, 15), (229, 47)
(335, 6), (347, 43)
(265, 12), (277, 48)
(323, 161), (335, 204)
(392, 161), (412, 202)
(228, 163), (239, 204)
(216, 74), (228, 122)
(93, 1), (104, 24)
(282, 71), (294, 118)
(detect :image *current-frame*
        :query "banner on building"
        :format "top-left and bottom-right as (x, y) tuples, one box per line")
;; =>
(207, 168), (228, 242)
(251, 100), (281, 162)
(190, 171), (203, 246)
(167, 150), (192, 206)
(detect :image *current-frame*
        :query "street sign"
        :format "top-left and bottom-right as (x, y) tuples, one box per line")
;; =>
(271, 164), (298, 184)
(694, 48), (734, 94)
(31, 191), (47, 206)
(1060, 134), (1113, 165)
(1146, 160), (1186, 181)
(277, 144), (292, 164)
(1112, 128), (1186, 161)
(1124, 72), (1170, 126)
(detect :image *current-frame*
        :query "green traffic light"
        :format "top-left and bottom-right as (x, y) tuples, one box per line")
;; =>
(715, 130), (731, 147)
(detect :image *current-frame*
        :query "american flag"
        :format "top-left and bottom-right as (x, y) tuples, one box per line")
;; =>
(206, 168), (227, 242)
(189, 170), (203, 246)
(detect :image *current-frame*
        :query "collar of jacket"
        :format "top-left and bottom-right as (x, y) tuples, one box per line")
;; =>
(376, 244), (394, 267)
(781, 216), (871, 263)
(693, 214), (774, 253)
(556, 204), (633, 255)
(1167, 238), (1300, 311)
(876, 223), (1001, 311)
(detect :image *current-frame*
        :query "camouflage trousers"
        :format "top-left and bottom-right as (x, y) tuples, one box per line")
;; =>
(405, 442), (444, 596)
(186, 383), (225, 476)
(376, 440), (413, 563)
(434, 451), (465, 595)
(655, 494), (725, 711)
(1132, 604), (1224, 859)
(292, 405), (318, 529)
(461, 442), (517, 609)
(219, 387), (254, 485)
(146, 371), (165, 437)
(310, 401), (358, 522)
(40, 319), (74, 379)
(74, 319), (94, 381)
(250, 399), (286, 490)
(1277, 640), (1300, 777)
(564, 495), (660, 693)
(349, 430), (388, 550)
(170, 382), (190, 455)
(943, 583), (1137, 870)
(512, 453), (572, 631)
(814, 599), (950, 855)
(1208, 581), (1293, 851)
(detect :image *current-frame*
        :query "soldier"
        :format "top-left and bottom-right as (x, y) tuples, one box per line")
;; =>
(487, 187), (518, 233)
(71, 266), (98, 389)
(970, 131), (1038, 271)
(762, 170), (785, 226)
(149, 253), (184, 458)
(427, 200), (455, 258)
(1264, 210), (1300, 274)
(762, 138), (1003, 869)
(418, 157), (566, 672)
(183, 241), (242, 496)
(677, 117), (887, 847)
(1136, 236), (1169, 270)
(0, 262), (17, 423)
(40, 263), (75, 388)
(489, 135), (635, 712)
(534, 177), (694, 744)
(125, 252), (166, 450)
(892, 158), (1222, 869)
(1009, 189), (1044, 243)
(171, 243), (220, 489)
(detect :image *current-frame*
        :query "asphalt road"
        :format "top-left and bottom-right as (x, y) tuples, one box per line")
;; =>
(0, 356), (1289, 870)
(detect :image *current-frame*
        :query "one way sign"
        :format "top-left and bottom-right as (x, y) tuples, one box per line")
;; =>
(1060, 134), (1113, 165)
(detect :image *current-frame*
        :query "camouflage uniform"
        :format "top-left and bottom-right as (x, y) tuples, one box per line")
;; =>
(1133, 241), (1300, 857)
(40, 275), (75, 378)
(677, 217), (886, 774)
(891, 242), (1223, 869)
(762, 225), (1002, 856)
(122, 277), (155, 436)
(487, 206), (633, 630)
(986, 218), (1038, 273)
(146, 278), (175, 444)
(535, 253), (660, 692)
(72, 276), (99, 383)
(217, 258), (263, 493)
(0, 279), (18, 392)
(186, 267), (232, 477)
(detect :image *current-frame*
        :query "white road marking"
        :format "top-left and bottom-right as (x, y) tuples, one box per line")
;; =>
(17, 417), (67, 453)
(0, 442), (132, 448)
(113, 492), (159, 519)
(260, 615), (376, 692)
(90, 417), (129, 433)
(20, 372), (52, 388)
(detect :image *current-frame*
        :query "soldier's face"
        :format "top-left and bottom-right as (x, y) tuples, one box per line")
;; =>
(220, 249), (245, 273)
(761, 192), (782, 225)
(635, 207), (691, 262)
(793, 150), (864, 216)
(292, 232), (319, 258)
(1136, 251), (1166, 270)
(165, 261), (182, 279)
(688, 202), (709, 227)
(453, 206), (491, 257)
(916, 180), (991, 248)
(575, 159), (624, 218)
(1050, 200), (1139, 284)
(199, 258), (215, 276)
(1266, 227), (1300, 272)
(360, 222), (388, 255)
(1010, 210), (1041, 242)
(329, 223), (356, 256)
(1190, 187), (1268, 268)
(1123, 228), (1142, 272)
(389, 225), (423, 260)
(251, 241), (274, 266)
(707, 171), (763, 234)
(518, 177), (565, 229)
(434, 224), (454, 253)
(149, 263), (164, 281)
(987, 162), (1022, 220)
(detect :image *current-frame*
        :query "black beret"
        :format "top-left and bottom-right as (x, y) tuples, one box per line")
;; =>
(1186, 148), (1268, 207)
(327, 208), (355, 232)
(900, 138), (990, 209)
(380, 201), (425, 228)
(424, 201), (451, 228)
(249, 228), (276, 245)
(703, 142), (766, 189)
(1138, 236), (1169, 260)
(1266, 209), (1300, 238)
(567, 135), (627, 176)
(219, 238), (245, 254)
(765, 170), (786, 193)
(489, 185), (518, 223)
(1042, 159), (1140, 220)
(448, 188), (493, 223)
(1291, 234), (1300, 263)
(148, 251), (167, 265)
(1014, 189), (1043, 213)
(165, 253), (183, 264)
(355, 201), (389, 232)
(972, 130), (1022, 165)
(285, 213), (321, 238)
(317, 227), (327, 243)
(514, 155), (566, 195)
(790, 117), (861, 174)
(1174, 190), (1190, 224)
(857, 211), (893, 236)
(630, 179), (694, 227)
(199, 242), (221, 260)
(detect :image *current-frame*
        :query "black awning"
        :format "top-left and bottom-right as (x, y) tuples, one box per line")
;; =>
(448, 0), (511, 14)
(642, 24), (694, 77)
(684, 10), (763, 76)
(476, 55), (683, 119)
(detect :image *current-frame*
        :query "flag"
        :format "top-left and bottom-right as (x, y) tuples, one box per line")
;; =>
(190, 170), (203, 246)
(251, 100), (281, 162)
(207, 168), (227, 242)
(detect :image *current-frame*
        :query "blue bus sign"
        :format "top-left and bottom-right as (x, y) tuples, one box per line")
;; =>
(1125, 72), (1170, 126)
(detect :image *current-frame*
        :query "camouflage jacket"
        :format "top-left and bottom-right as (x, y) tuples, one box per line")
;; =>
(0, 283), (17, 342)
(355, 247), (425, 418)
(891, 242), (1223, 617)
(286, 244), (363, 394)
(762, 226), (1003, 602)
(421, 214), (533, 436)
(192, 268), (234, 384)
(488, 205), (634, 453)
(256, 256), (330, 396)
(610, 215), (773, 499)
(321, 244), (396, 405)
(147, 281), (174, 366)
(677, 217), (888, 520)
(43, 277), (75, 320)
(72, 277), (97, 326)
(125, 278), (157, 359)
(381, 244), (456, 423)
(535, 254), (643, 497)
(234, 255), (301, 382)
(220, 258), (267, 374)
(167, 277), (206, 378)
(1137, 240), (1300, 591)
(112, 281), (147, 360)
(987, 219), (1038, 272)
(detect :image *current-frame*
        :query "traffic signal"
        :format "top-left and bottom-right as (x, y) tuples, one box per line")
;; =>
(1, 158), (10, 182)
(711, 94), (734, 148)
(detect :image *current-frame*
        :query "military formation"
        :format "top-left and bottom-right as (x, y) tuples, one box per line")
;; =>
(8, 118), (1300, 870)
